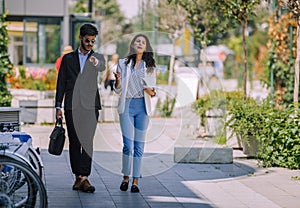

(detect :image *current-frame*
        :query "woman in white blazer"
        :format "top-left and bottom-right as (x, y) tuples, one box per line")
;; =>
(114, 34), (156, 193)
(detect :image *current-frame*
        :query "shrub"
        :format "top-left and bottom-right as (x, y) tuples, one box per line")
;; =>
(0, 90), (12, 106)
(192, 90), (245, 144)
(45, 68), (57, 90)
(225, 97), (271, 140)
(193, 90), (300, 169)
(0, 12), (13, 106)
(192, 90), (244, 126)
(257, 105), (300, 169)
(156, 96), (176, 118)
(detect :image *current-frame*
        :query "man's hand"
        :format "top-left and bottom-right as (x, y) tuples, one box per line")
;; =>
(56, 109), (63, 120)
(89, 56), (99, 66)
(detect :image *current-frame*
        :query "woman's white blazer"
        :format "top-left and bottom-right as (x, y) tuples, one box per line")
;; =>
(114, 58), (156, 116)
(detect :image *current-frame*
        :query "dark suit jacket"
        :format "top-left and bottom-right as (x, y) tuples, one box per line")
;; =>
(55, 49), (106, 110)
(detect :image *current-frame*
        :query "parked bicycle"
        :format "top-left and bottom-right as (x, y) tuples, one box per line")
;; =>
(0, 122), (47, 208)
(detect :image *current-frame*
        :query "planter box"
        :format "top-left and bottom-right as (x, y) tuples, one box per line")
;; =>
(19, 100), (38, 124)
(242, 135), (260, 157)
(204, 108), (225, 137)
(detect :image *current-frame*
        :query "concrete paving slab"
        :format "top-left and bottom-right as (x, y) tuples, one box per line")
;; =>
(174, 147), (233, 163)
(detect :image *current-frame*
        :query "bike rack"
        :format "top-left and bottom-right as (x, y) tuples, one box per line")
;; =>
(0, 123), (47, 207)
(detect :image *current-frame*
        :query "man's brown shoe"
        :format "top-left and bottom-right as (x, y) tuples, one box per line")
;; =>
(72, 176), (82, 190)
(79, 179), (95, 193)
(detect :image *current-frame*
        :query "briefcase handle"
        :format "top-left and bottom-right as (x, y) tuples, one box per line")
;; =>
(55, 118), (63, 127)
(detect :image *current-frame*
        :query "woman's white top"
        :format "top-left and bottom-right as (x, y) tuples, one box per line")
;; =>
(114, 58), (156, 115)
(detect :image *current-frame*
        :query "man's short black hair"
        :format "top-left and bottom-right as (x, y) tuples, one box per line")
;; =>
(80, 23), (98, 37)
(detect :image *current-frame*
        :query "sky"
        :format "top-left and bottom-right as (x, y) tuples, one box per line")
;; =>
(117, 0), (139, 19)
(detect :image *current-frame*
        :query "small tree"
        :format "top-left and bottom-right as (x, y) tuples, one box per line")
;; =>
(0, 12), (13, 107)
(93, 0), (126, 45)
(168, 0), (229, 48)
(156, 0), (187, 88)
(168, 0), (231, 98)
(216, 0), (261, 99)
(71, 0), (126, 46)
(171, 0), (261, 99)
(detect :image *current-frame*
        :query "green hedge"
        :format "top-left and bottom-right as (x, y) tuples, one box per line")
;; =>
(258, 105), (300, 169)
(193, 90), (300, 169)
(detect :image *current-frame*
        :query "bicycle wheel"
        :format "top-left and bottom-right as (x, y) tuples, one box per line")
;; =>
(0, 156), (47, 208)
(26, 147), (43, 179)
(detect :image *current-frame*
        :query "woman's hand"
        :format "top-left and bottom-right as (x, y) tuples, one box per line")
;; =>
(113, 72), (120, 80)
(113, 72), (121, 89)
(144, 88), (156, 97)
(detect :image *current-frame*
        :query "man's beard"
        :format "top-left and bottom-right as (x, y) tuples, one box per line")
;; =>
(81, 41), (90, 52)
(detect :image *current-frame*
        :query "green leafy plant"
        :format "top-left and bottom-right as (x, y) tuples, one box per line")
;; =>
(156, 69), (169, 85)
(225, 97), (272, 157)
(193, 90), (300, 168)
(162, 97), (176, 117)
(212, 130), (227, 145)
(22, 77), (47, 91)
(156, 97), (176, 118)
(263, 12), (297, 106)
(257, 105), (300, 169)
(192, 90), (244, 144)
(192, 90), (243, 127)
(0, 12), (13, 106)
(225, 97), (270, 140)
(45, 68), (57, 90)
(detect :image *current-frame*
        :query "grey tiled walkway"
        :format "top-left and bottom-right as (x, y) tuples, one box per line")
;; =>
(42, 150), (256, 208)
(24, 120), (300, 208)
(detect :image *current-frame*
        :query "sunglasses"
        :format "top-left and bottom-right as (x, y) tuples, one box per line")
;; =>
(83, 37), (96, 44)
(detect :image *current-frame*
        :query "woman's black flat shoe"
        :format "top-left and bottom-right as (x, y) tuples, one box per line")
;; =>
(131, 185), (140, 193)
(120, 181), (129, 191)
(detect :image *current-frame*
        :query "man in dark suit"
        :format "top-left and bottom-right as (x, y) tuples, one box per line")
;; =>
(55, 23), (105, 193)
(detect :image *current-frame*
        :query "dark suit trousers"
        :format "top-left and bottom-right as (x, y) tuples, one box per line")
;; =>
(65, 104), (99, 176)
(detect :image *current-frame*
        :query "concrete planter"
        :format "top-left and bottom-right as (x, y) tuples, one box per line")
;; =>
(204, 108), (225, 137)
(19, 100), (38, 124)
(242, 135), (260, 157)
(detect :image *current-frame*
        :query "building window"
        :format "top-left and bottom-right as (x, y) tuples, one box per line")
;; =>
(7, 20), (61, 66)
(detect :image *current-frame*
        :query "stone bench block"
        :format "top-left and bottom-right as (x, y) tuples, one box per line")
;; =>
(174, 147), (233, 164)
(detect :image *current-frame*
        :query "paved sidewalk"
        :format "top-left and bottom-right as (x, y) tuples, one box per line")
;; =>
(23, 119), (300, 208)
(18, 81), (298, 208)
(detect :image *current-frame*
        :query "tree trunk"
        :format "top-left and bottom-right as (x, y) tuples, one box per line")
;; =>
(197, 42), (208, 99)
(242, 20), (248, 100)
(168, 39), (176, 91)
(294, 20), (300, 107)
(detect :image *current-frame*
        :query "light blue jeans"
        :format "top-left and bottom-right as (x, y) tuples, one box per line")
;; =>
(119, 98), (149, 178)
